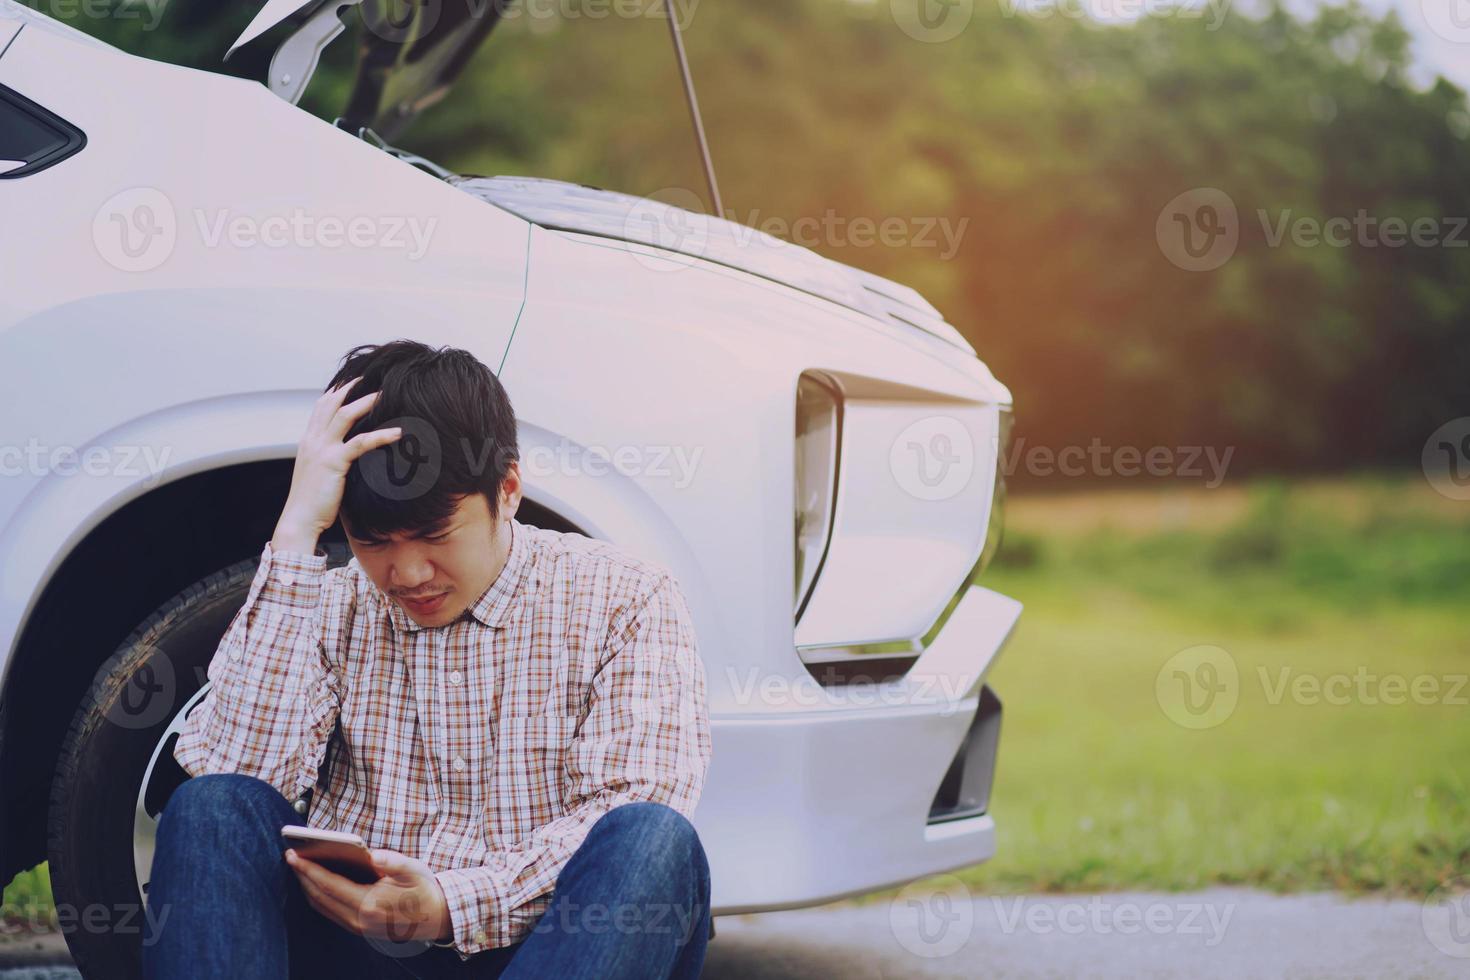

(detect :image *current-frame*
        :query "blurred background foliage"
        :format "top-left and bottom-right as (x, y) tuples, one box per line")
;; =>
(44, 0), (1470, 482)
(972, 476), (1469, 895)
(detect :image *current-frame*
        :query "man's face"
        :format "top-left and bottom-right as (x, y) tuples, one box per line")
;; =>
(343, 483), (516, 628)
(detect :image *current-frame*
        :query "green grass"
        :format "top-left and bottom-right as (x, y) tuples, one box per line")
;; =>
(962, 476), (1470, 897)
(2, 865), (54, 931)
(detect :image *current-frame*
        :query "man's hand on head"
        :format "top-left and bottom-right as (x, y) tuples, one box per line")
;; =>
(285, 846), (453, 944)
(272, 376), (404, 556)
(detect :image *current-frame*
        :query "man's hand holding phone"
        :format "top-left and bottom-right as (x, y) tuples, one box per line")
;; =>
(283, 830), (453, 944)
(271, 376), (403, 556)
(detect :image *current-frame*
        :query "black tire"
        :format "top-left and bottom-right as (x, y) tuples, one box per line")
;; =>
(47, 546), (349, 979)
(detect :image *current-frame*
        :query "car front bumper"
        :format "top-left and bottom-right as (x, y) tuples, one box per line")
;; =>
(696, 584), (1022, 913)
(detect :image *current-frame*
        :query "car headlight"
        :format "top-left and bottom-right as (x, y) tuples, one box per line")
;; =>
(794, 373), (842, 621)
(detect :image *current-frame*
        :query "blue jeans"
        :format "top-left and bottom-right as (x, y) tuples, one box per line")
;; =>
(141, 774), (710, 979)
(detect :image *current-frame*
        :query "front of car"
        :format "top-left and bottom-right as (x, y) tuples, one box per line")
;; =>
(481, 179), (1022, 911)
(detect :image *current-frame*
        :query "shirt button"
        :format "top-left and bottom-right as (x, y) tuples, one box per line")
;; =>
(292, 798), (308, 815)
(452, 756), (466, 773)
(449, 670), (463, 686)
(442, 831), (457, 844)
(473, 930), (489, 945)
(228, 646), (241, 661)
(280, 573), (296, 587)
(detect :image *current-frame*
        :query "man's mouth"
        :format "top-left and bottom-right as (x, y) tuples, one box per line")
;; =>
(399, 592), (450, 614)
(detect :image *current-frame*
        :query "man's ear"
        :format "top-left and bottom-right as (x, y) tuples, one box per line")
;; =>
(499, 461), (522, 520)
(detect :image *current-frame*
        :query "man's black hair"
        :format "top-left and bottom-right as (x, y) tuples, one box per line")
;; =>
(327, 340), (519, 540)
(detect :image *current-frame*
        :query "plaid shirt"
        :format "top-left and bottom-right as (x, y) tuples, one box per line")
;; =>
(172, 517), (711, 959)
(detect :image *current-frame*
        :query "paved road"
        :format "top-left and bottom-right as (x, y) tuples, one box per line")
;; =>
(5, 887), (1466, 978)
(700, 886), (1469, 979)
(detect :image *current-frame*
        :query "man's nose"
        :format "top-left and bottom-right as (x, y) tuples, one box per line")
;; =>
(390, 557), (435, 591)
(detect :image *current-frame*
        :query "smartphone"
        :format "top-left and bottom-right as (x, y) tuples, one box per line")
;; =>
(281, 826), (380, 884)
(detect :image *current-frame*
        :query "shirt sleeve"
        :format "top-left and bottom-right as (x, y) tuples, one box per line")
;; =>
(172, 540), (352, 807)
(433, 571), (712, 958)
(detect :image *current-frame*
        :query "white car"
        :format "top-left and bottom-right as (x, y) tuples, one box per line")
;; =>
(0, 2), (1021, 975)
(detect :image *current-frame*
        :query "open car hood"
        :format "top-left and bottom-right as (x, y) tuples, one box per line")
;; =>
(229, 0), (508, 138)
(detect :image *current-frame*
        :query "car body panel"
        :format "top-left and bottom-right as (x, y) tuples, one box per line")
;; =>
(502, 226), (1010, 700)
(704, 584), (1021, 910)
(0, 15), (19, 57)
(453, 175), (976, 356)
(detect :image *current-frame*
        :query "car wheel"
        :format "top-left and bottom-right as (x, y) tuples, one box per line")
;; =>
(46, 545), (349, 978)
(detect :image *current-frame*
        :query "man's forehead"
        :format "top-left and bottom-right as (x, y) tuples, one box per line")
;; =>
(341, 494), (489, 541)
(343, 514), (454, 542)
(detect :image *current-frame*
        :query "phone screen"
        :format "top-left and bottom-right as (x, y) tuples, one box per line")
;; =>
(282, 834), (380, 884)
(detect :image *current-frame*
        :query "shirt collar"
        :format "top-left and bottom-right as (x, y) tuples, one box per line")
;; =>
(383, 517), (532, 634)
